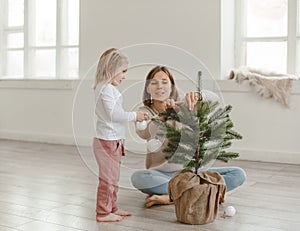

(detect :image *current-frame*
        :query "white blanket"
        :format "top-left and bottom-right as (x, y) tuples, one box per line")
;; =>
(229, 66), (299, 107)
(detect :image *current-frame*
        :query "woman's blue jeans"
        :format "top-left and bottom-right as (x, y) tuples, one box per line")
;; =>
(131, 167), (246, 195)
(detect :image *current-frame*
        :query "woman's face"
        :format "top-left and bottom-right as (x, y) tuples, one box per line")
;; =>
(147, 71), (172, 102)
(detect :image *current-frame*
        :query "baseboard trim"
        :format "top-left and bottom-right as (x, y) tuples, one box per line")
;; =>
(234, 148), (300, 165)
(0, 130), (76, 145)
(1, 131), (299, 165)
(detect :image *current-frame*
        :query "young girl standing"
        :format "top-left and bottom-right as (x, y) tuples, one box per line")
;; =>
(93, 48), (147, 222)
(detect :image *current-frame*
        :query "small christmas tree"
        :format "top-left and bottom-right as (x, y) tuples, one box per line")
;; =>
(152, 99), (242, 174)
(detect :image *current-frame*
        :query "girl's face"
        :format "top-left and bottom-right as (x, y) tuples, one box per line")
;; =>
(147, 71), (172, 102)
(111, 67), (128, 86)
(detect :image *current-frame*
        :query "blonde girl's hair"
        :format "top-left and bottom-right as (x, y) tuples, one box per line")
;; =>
(93, 48), (128, 89)
(143, 66), (179, 107)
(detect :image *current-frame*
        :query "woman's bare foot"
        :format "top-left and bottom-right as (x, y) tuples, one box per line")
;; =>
(96, 213), (123, 222)
(145, 194), (173, 208)
(113, 209), (132, 216)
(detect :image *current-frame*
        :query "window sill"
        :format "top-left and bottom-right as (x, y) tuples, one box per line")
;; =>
(0, 79), (79, 90)
(216, 80), (300, 95)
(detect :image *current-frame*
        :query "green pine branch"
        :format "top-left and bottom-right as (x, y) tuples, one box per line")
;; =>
(151, 99), (242, 174)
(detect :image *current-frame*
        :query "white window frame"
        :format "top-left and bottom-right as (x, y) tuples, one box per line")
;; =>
(0, 0), (80, 80)
(235, 0), (299, 75)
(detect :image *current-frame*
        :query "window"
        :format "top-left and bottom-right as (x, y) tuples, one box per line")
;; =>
(0, 0), (80, 79)
(235, 0), (300, 75)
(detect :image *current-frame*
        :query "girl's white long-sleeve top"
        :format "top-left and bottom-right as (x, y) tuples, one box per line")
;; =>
(95, 83), (136, 140)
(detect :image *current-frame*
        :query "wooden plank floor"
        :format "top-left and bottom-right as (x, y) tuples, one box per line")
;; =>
(0, 139), (300, 231)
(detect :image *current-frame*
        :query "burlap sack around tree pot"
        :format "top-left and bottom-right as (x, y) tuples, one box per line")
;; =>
(168, 169), (226, 225)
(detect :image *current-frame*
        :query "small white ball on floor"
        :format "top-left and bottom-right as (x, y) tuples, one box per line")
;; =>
(136, 121), (147, 130)
(225, 206), (236, 217)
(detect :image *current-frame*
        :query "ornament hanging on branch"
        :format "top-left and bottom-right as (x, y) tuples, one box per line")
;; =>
(147, 138), (162, 153)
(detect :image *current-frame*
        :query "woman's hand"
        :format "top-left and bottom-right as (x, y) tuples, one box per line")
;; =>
(164, 91), (200, 111)
(164, 98), (177, 110)
(185, 92), (201, 110)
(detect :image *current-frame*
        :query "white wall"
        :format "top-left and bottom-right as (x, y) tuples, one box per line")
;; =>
(1, 0), (299, 164)
(218, 80), (300, 164)
(80, 0), (221, 79)
(0, 80), (77, 144)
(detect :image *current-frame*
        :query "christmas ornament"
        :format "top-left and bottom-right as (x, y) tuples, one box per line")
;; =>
(136, 120), (147, 130)
(147, 138), (162, 152)
(224, 206), (236, 217)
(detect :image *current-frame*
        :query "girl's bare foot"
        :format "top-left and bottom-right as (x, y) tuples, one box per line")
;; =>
(96, 213), (123, 222)
(145, 194), (173, 208)
(113, 209), (132, 216)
